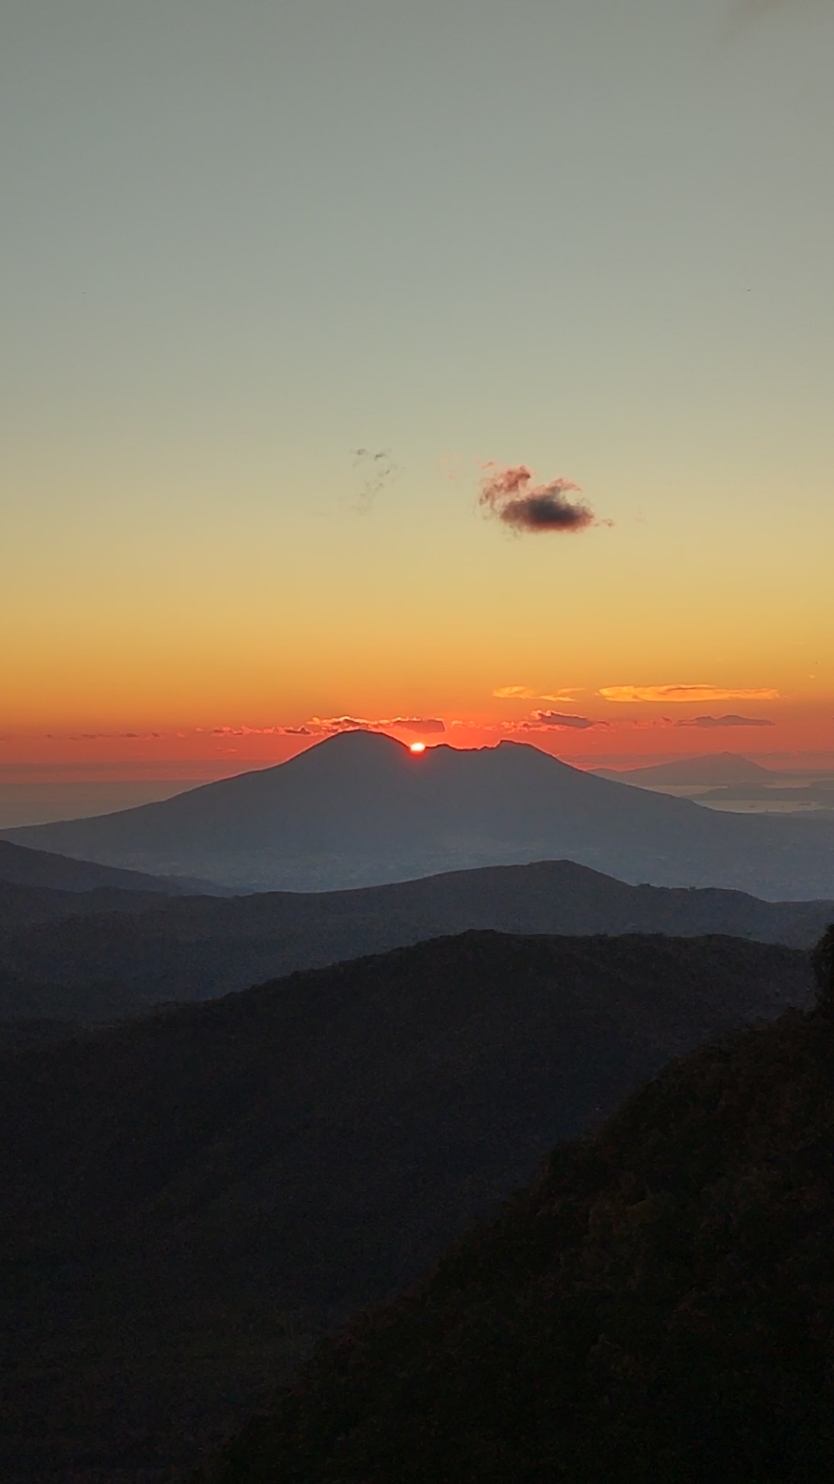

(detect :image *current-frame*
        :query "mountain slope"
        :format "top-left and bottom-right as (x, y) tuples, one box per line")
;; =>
(0, 858), (830, 1019)
(0, 836), (216, 894)
(4, 733), (834, 897)
(202, 945), (834, 1484)
(0, 931), (814, 1482)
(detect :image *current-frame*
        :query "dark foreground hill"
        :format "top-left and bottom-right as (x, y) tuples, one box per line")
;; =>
(0, 932), (813, 1482)
(1, 859), (830, 1025)
(201, 938), (834, 1484)
(6, 732), (834, 897)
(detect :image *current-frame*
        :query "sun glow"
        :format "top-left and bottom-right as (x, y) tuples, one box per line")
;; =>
(409, 741), (427, 754)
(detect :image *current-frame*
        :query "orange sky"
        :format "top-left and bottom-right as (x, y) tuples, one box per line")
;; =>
(2, 1), (833, 785)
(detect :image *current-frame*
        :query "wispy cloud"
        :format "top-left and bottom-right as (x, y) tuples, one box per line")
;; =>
(479, 464), (609, 535)
(352, 447), (398, 511)
(493, 685), (582, 702)
(599, 684), (780, 704)
(388, 717), (446, 734)
(530, 711), (610, 730)
(305, 716), (446, 736)
(46, 731), (163, 741)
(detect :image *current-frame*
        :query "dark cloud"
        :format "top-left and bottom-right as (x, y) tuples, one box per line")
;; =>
(479, 463), (607, 535)
(352, 448), (398, 511)
(390, 717), (446, 734)
(674, 714), (777, 729)
(530, 711), (609, 730)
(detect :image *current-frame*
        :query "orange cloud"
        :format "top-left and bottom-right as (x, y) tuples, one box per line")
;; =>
(493, 686), (582, 702)
(599, 684), (780, 704)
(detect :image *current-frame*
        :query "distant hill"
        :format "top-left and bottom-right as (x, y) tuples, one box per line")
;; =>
(0, 836), (218, 895)
(0, 858), (831, 1021)
(201, 949), (834, 1484)
(598, 750), (772, 787)
(5, 732), (834, 898)
(0, 878), (178, 933)
(0, 931), (814, 1481)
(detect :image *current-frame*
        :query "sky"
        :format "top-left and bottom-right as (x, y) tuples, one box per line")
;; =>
(2, 0), (833, 792)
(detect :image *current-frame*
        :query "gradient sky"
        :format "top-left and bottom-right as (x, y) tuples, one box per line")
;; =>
(2, 0), (833, 781)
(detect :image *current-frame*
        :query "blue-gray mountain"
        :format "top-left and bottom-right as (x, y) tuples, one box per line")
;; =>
(5, 732), (834, 897)
(1, 858), (831, 1027)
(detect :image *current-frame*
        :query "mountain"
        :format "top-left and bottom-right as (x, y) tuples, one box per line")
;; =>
(200, 941), (834, 1484)
(1, 858), (831, 1022)
(0, 931), (814, 1482)
(5, 732), (834, 898)
(0, 878), (170, 933)
(598, 750), (773, 787)
(0, 836), (218, 894)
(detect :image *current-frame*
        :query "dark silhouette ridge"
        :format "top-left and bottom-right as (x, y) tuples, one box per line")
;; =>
(0, 931), (813, 1481)
(0, 858), (831, 1025)
(4, 732), (834, 897)
(199, 929), (834, 1484)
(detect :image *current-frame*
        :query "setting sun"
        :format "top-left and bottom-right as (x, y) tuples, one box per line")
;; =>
(409, 742), (426, 754)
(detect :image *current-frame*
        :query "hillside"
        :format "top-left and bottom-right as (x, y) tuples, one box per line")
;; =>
(201, 936), (834, 1484)
(0, 860), (831, 1025)
(5, 733), (834, 898)
(0, 837), (217, 895)
(0, 878), (178, 933)
(0, 931), (813, 1482)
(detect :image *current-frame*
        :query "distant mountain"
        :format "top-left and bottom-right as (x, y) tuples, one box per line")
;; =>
(0, 879), (179, 933)
(203, 942), (834, 1484)
(598, 750), (773, 787)
(0, 836), (218, 894)
(5, 732), (834, 898)
(1, 859), (830, 1021)
(0, 931), (814, 1481)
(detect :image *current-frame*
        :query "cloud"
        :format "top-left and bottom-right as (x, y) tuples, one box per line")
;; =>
(388, 717), (446, 734)
(211, 725), (287, 736)
(599, 684), (780, 704)
(493, 685), (583, 702)
(352, 448), (398, 511)
(531, 711), (609, 730)
(305, 716), (445, 737)
(479, 463), (608, 535)
(46, 731), (165, 741)
(673, 714), (777, 729)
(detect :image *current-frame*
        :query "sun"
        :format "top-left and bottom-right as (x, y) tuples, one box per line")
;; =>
(409, 741), (426, 754)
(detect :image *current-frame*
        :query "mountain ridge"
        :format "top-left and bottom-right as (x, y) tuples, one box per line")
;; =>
(0, 929), (815, 1481)
(200, 944), (834, 1484)
(0, 836), (221, 895)
(1, 858), (831, 1023)
(5, 732), (834, 898)
(597, 750), (773, 786)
